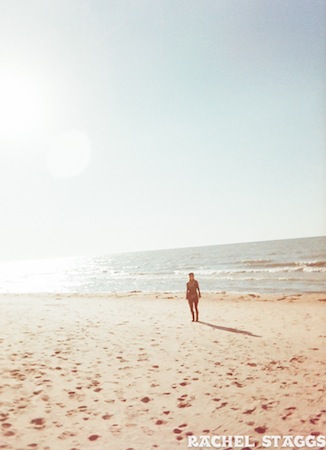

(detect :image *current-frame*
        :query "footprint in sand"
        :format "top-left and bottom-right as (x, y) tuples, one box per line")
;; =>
(58, 431), (77, 439)
(109, 424), (121, 435)
(155, 419), (167, 425)
(254, 426), (267, 433)
(30, 418), (46, 429)
(178, 400), (192, 408)
(282, 407), (296, 420)
(309, 415), (321, 425)
(142, 426), (154, 436)
(88, 434), (100, 441)
(261, 400), (279, 410)
(3, 430), (15, 437)
(215, 402), (227, 410)
(243, 407), (256, 414)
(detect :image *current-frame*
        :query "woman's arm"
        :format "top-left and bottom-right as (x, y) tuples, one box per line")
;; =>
(197, 281), (201, 298)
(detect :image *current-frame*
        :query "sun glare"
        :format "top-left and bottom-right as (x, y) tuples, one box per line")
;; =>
(46, 130), (92, 178)
(0, 72), (44, 140)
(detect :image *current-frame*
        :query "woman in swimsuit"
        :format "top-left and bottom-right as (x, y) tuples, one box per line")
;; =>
(186, 272), (201, 322)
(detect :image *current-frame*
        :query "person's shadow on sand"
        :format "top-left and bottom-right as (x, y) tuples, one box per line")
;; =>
(197, 321), (261, 338)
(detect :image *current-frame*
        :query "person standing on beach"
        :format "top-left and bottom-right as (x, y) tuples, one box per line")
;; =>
(186, 272), (201, 322)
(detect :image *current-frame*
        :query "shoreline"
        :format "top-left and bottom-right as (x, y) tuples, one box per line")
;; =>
(0, 292), (325, 449)
(1, 290), (325, 297)
(0, 291), (325, 305)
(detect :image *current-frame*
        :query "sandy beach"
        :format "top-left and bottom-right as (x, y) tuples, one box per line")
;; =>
(0, 292), (325, 450)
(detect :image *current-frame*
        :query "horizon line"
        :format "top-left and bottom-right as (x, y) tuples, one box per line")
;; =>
(0, 234), (324, 264)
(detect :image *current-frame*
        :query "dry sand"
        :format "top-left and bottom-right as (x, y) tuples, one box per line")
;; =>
(0, 292), (325, 450)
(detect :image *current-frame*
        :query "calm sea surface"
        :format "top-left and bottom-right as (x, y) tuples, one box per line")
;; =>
(0, 237), (325, 294)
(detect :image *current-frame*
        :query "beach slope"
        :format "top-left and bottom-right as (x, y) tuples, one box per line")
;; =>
(0, 292), (325, 449)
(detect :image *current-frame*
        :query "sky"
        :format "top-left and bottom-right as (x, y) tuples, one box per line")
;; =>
(0, 0), (325, 261)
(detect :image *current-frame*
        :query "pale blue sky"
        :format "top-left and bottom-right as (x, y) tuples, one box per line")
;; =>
(0, 0), (325, 260)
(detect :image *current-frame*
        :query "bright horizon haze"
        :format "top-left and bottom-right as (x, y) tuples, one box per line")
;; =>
(0, 0), (325, 261)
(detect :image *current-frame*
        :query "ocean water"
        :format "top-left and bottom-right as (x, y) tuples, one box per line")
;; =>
(0, 236), (325, 294)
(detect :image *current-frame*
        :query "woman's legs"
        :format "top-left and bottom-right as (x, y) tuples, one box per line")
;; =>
(194, 300), (199, 322)
(188, 300), (195, 321)
(188, 299), (199, 321)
